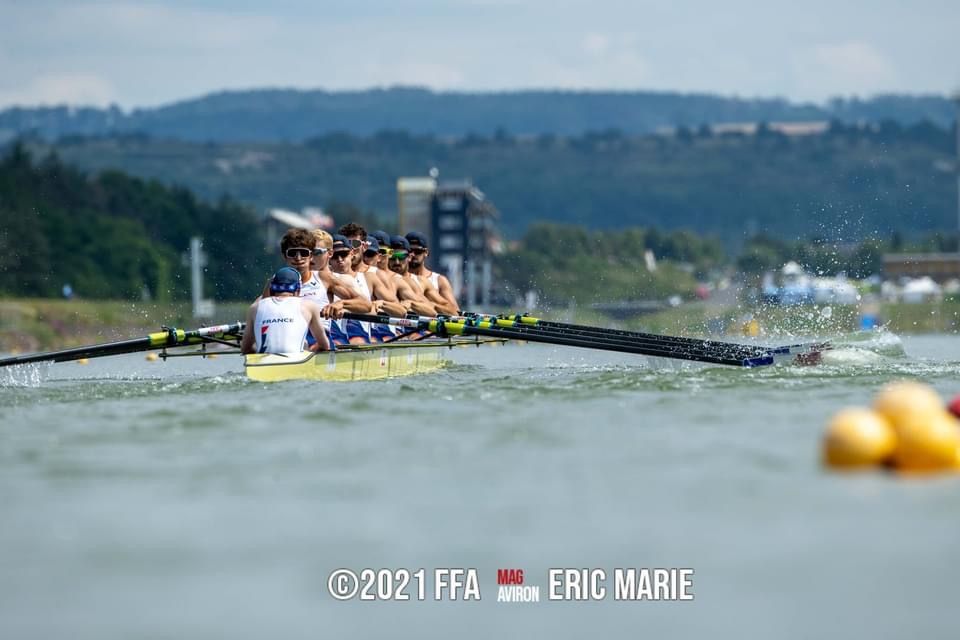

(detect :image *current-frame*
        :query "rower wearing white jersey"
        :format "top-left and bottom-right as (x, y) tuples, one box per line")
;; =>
(338, 226), (411, 342)
(328, 234), (376, 345)
(357, 236), (405, 341)
(261, 227), (347, 347)
(241, 267), (330, 355)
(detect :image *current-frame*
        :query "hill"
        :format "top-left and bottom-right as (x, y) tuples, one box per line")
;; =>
(0, 88), (954, 142)
(24, 121), (957, 244)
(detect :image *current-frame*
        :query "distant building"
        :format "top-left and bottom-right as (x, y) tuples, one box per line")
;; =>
(657, 120), (829, 137)
(883, 253), (960, 283)
(397, 176), (501, 308)
(263, 207), (334, 252)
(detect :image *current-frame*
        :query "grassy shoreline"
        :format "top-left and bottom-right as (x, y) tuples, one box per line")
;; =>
(0, 299), (249, 352)
(2, 297), (959, 353)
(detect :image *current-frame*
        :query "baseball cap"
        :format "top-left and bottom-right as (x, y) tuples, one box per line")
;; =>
(390, 235), (410, 251)
(331, 234), (352, 252)
(405, 231), (429, 248)
(270, 267), (302, 294)
(370, 230), (391, 247)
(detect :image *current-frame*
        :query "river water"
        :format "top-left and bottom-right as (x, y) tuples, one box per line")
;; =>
(1, 331), (959, 639)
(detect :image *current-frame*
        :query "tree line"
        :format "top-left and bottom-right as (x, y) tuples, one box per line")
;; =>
(0, 144), (270, 300)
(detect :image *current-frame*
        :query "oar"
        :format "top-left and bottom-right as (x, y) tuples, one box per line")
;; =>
(463, 312), (772, 358)
(356, 311), (782, 361)
(460, 311), (828, 361)
(342, 313), (788, 367)
(0, 322), (245, 367)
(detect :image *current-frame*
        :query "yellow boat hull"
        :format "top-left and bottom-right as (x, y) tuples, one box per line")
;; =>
(244, 343), (449, 382)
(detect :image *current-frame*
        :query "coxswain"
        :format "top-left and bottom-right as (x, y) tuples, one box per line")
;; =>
(241, 267), (330, 354)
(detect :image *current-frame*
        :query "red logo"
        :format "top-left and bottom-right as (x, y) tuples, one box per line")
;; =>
(497, 569), (524, 585)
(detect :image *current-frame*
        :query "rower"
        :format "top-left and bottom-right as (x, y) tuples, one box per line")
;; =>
(335, 227), (409, 341)
(359, 236), (408, 342)
(310, 228), (366, 312)
(387, 236), (440, 317)
(328, 234), (377, 345)
(391, 235), (457, 316)
(241, 267), (330, 354)
(265, 228), (317, 294)
(263, 228), (349, 348)
(342, 223), (394, 293)
(406, 231), (460, 314)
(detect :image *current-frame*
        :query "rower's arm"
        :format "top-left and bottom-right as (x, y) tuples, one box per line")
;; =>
(240, 302), (257, 354)
(437, 275), (460, 313)
(376, 269), (397, 296)
(364, 274), (406, 316)
(394, 279), (437, 315)
(341, 296), (376, 313)
(317, 271), (360, 300)
(377, 300), (407, 316)
(422, 279), (458, 316)
(304, 302), (331, 352)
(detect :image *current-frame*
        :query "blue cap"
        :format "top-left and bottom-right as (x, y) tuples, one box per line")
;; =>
(370, 230), (391, 247)
(331, 234), (352, 252)
(390, 235), (410, 251)
(270, 267), (301, 293)
(364, 237), (380, 254)
(405, 231), (429, 248)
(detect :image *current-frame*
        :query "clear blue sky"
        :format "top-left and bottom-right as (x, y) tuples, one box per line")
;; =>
(1, 0), (958, 109)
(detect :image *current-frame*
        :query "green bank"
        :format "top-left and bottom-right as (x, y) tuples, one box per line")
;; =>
(3, 298), (959, 353)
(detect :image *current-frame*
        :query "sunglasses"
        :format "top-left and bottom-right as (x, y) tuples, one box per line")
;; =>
(347, 238), (363, 249)
(285, 247), (312, 259)
(390, 251), (409, 260)
(332, 251), (352, 260)
(313, 247), (328, 256)
(410, 247), (427, 255)
(378, 248), (390, 255)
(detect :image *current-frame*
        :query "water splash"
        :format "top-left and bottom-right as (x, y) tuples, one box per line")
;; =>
(0, 362), (49, 388)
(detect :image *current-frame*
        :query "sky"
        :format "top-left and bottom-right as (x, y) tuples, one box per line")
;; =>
(1, 0), (958, 110)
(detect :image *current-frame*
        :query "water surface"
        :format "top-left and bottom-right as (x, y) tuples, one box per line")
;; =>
(2, 332), (959, 639)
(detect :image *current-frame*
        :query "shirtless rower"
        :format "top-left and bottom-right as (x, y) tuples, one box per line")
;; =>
(241, 267), (330, 354)
(388, 235), (452, 317)
(405, 231), (460, 314)
(390, 235), (459, 316)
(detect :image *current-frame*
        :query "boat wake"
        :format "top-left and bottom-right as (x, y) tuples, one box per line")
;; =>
(820, 328), (906, 366)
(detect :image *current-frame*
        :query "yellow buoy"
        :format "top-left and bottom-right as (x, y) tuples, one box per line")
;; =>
(822, 408), (896, 468)
(77, 358), (89, 365)
(145, 352), (159, 362)
(890, 410), (960, 472)
(873, 381), (944, 427)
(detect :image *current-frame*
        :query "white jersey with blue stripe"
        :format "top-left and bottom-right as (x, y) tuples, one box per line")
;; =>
(299, 271), (330, 330)
(332, 272), (372, 338)
(253, 296), (309, 354)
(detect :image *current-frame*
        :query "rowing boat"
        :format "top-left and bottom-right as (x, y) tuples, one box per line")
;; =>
(0, 312), (830, 380)
(245, 340), (453, 382)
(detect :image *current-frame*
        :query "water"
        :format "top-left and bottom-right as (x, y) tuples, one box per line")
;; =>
(2, 333), (960, 639)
